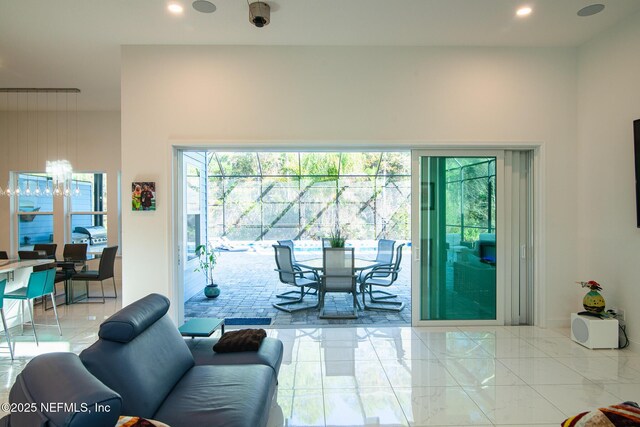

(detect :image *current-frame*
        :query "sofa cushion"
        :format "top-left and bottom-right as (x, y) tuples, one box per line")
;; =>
(152, 365), (276, 427)
(81, 316), (195, 419)
(213, 328), (267, 353)
(188, 337), (284, 376)
(7, 353), (121, 427)
(99, 293), (170, 343)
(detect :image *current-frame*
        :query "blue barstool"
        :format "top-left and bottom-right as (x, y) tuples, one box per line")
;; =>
(5, 268), (62, 345)
(0, 279), (15, 360)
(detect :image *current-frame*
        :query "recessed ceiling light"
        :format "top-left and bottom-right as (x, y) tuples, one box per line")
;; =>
(516, 6), (532, 17)
(168, 3), (184, 14)
(193, 0), (216, 13)
(578, 4), (605, 17)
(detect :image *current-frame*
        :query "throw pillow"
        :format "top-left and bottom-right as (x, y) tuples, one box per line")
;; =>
(213, 328), (267, 353)
(561, 401), (640, 426)
(117, 416), (170, 427)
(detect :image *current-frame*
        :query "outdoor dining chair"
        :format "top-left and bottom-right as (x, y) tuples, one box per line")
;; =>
(374, 239), (396, 265)
(277, 239), (317, 283)
(357, 239), (396, 284)
(359, 244), (405, 312)
(272, 245), (320, 313)
(319, 247), (358, 319)
(277, 240), (299, 264)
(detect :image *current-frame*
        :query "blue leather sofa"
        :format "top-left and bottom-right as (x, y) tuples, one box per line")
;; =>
(0, 293), (283, 427)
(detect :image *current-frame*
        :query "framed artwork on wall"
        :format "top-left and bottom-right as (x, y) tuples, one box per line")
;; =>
(132, 182), (156, 211)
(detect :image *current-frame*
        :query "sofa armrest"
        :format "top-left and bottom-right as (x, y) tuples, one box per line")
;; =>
(6, 353), (121, 427)
(188, 337), (284, 377)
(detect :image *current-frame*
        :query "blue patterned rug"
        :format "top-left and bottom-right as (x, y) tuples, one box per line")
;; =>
(224, 317), (272, 326)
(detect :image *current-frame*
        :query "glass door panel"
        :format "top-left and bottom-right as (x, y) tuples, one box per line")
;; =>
(418, 155), (498, 321)
(182, 152), (208, 302)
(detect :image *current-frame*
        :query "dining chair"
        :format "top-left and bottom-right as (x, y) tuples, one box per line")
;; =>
(359, 244), (405, 312)
(18, 250), (47, 260)
(0, 279), (15, 360)
(33, 244), (58, 260)
(62, 243), (88, 263)
(71, 246), (118, 303)
(5, 268), (62, 345)
(319, 247), (358, 319)
(272, 245), (320, 313)
(0, 251), (8, 260)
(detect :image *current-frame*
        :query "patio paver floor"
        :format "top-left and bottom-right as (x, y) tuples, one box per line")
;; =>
(185, 249), (412, 326)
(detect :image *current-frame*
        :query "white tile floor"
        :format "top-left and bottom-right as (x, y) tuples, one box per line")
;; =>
(267, 327), (640, 427)
(0, 298), (638, 427)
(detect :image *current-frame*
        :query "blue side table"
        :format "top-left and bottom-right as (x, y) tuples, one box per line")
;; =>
(179, 318), (225, 339)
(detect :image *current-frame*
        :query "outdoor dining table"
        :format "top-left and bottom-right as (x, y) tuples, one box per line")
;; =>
(296, 258), (381, 272)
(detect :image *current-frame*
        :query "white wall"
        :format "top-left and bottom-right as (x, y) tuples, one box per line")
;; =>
(0, 110), (122, 280)
(122, 45), (579, 325)
(578, 11), (640, 347)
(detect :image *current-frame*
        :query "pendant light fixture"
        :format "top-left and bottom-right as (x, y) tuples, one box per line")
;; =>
(34, 92), (41, 197)
(0, 88), (80, 198)
(24, 91), (32, 197)
(73, 91), (80, 197)
(1, 91), (6, 196)
(45, 89), (78, 197)
(13, 92), (20, 197)
(44, 92), (52, 196)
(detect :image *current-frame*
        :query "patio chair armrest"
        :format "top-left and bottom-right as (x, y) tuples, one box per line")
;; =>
(360, 267), (399, 281)
(373, 262), (393, 268)
(370, 268), (396, 274)
(274, 268), (318, 277)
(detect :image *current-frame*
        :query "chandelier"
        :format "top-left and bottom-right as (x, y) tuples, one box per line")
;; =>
(1, 88), (80, 197)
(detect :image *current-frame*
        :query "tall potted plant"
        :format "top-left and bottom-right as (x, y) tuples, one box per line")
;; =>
(195, 244), (220, 299)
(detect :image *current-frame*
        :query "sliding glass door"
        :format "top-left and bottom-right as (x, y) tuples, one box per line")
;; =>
(182, 152), (208, 303)
(411, 151), (504, 324)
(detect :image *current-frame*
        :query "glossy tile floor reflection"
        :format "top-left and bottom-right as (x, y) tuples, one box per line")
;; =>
(0, 297), (638, 427)
(266, 327), (640, 427)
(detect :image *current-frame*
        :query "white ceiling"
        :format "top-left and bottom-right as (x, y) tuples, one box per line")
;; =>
(1, 0), (639, 110)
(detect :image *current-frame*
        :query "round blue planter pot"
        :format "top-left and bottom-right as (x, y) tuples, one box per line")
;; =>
(204, 284), (220, 299)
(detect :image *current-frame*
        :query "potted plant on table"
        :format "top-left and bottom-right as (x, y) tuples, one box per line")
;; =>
(195, 244), (220, 299)
(329, 228), (346, 248)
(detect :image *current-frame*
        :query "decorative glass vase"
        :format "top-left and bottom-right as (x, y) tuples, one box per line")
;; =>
(583, 290), (605, 313)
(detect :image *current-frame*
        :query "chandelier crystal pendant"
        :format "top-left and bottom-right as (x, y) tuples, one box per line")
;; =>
(46, 159), (73, 196)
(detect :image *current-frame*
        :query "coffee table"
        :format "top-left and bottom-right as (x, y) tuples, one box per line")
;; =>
(179, 318), (225, 339)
